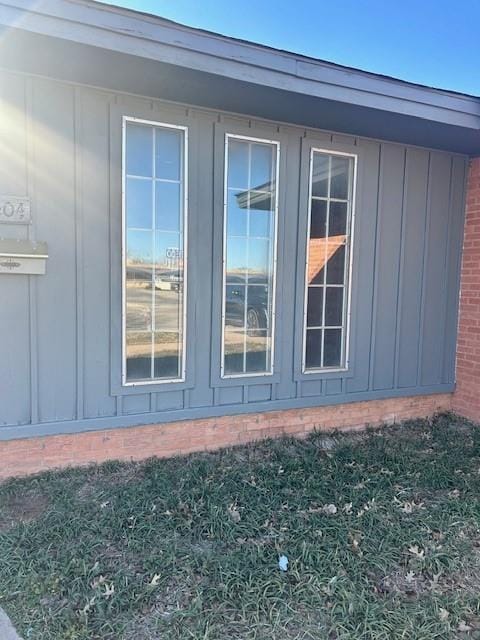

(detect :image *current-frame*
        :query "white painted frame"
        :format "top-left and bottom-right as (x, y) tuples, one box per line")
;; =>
(220, 133), (280, 379)
(121, 116), (189, 386)
(301, 147), (358, 374)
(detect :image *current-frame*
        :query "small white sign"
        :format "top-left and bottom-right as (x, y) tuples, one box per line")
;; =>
(166, 247), (182, 259)
(0, 256), (46, 275)
(0, 196), (31, 224)
(0, 239), (48, 275)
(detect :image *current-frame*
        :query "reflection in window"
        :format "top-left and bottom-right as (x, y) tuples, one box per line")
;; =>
(304, 150), (355, 371)
(123, 120), (186, 383)
(222, 136), (278, 376)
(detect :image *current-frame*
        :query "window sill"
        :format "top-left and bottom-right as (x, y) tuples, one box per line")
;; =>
(111, 376), (195, 396)
(293, 366), (355, 382)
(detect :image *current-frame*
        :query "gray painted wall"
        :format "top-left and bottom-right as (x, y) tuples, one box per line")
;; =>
(0, 69), (468, 440)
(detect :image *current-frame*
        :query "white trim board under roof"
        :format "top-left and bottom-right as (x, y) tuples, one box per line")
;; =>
(1, 0), (480, 154)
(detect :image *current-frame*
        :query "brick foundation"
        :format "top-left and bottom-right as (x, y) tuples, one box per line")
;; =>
(453, 158), (480, 422)
(0, 393), (451, 480)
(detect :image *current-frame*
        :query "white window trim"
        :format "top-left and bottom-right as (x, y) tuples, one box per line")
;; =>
(301, 147), (358, 375)
(121, 115), (189, 386)
(221, 133), (280, 379)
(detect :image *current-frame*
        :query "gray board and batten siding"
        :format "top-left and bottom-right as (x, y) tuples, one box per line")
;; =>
(0, 69), (468, 440)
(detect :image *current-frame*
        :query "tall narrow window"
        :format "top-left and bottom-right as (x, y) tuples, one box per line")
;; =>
(123, 118), (187, 384)
(222, 135), (279, 377)
(303, 150), (355, 371)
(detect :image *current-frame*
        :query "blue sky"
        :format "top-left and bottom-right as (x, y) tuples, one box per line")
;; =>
(100, 0), (480, 96)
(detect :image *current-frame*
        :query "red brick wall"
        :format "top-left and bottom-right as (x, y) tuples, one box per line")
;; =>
(453, 158), (480, 421)
(0, 394), (451, 479)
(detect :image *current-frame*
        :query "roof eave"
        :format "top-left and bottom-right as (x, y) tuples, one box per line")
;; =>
(1, 0), (480, 133)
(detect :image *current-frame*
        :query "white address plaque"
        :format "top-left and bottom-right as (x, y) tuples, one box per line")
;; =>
(0, 196), (31, 224)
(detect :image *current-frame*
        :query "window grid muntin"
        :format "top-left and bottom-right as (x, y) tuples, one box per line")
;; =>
(221, 133), (279, 378)
(302, 149), (355, 373)
(122, 117), (188, 386)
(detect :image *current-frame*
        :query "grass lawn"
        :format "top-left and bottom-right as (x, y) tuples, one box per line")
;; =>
(1, 414), (480, 639)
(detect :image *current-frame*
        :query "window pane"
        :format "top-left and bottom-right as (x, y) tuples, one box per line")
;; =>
(126, 178), (152, 229)
(249, 210), (271, 237)
(153, 332), (180, 378)
(126, 235), (152, 346)
(155, 182), (181, 232)
(126, 332), (152, 380)
(323, 329), (342, 367)
(329, 201), (348, 237)
(308, 238), (327, 285)
(155, 128), (181, 181)
(228, 140), (249, 189)
(304, 151), (354, 371)
(326, 244), (346, 285)
(154, 286), (182, 333)
(247, 285), (269, 331)
(226, 237), (247, 280)
(250, 143), (273, 189)
(249, 191), (274, 212)
(223, 136), (278, 376)
(224, 327), (245, 375)
(330, 156), (350, 200)
(124, 121), (186, 382)
(154, 232), (181, 268)
(225, 284), (246, 328)
(126, 124), (152, 177)
(311, 154), (329, 197)
(305, 329), (322, 369)
(246, 331), (270, 372)
(307, 287), (323, 327)
(310, 199), (327, 238)
(325, 287), (343, 326)
(126, 261), (152, 285)
(126, 279), (152, 331)
(127, 230), (153, 265)
(248, 238), (270, 276)
(227, 189), (248, 236)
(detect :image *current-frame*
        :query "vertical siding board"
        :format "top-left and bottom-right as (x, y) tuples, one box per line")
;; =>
(300, 380), (322, 397)
(395, 148), (429, 388)
(442, 156), (467, 383)
(26, 77), (40, 425)
(0, 72), (27, 193)
(370, 144), (405, 391)
(33, 78), (77, 422)
(331, 133), (356, 147)
(80, 89), (117, 418)
(0, 72), (31, 425)
(122, 394), (151, 415)
(207, 118), (224, 394)
(248, 385), (272, 403)
(155, 391), (184, 411)
(276, 130), (301, 400)
(74, 88), (84, 419)
(346, 139), (380, 393)
(420, 153), (452, 386)
(325, 379), (343, 395)
(108, 98), (127, 404)
(218, 386), (243, 405)
(186, 111), (215, 409)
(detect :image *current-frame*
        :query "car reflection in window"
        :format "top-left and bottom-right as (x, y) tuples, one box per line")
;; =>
(223, 136), (277, 376)
(225, 275), (269, 335)
(154, 269), (183, 292)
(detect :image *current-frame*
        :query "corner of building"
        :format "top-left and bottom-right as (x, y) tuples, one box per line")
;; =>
(453, 157), (480, 422)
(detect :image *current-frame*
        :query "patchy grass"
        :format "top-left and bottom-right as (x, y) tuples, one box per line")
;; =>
(1, 413), (480, 639)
